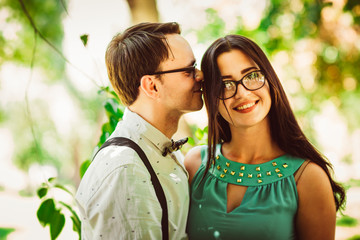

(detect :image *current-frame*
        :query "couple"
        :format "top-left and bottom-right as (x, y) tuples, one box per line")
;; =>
(76, 22), (345, 240)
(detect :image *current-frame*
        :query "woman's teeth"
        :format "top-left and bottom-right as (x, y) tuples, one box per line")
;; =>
(236, 102), (255, 110)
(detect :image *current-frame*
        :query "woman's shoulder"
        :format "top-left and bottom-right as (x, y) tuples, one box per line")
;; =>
(295, 160), (336, 239)
(184, 145), (207, 183)
(297, 161), (330, 185)
(296, 160), (335, 210)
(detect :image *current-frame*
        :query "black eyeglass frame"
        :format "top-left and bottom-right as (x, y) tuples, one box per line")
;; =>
(219, 70), (266, 100)
(148, 63), (197, 76)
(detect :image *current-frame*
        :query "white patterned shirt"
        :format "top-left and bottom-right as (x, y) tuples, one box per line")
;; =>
(76, 108), (189, 240)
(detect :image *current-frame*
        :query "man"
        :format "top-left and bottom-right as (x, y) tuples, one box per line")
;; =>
(75, 22), (203, 239)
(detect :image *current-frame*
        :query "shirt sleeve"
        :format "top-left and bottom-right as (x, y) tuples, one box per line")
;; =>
(79, 148), (163, 240)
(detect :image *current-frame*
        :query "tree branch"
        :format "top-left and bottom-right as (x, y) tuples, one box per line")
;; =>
(18, 0), (99, 86)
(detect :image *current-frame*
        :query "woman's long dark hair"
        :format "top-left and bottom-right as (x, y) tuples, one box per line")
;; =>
(201, 35), (345, 211)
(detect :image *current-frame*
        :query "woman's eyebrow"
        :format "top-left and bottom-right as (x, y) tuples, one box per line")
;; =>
(221, 66), (259, 79)
(221, 75), (232, 79)
(241, 66), (258, 74)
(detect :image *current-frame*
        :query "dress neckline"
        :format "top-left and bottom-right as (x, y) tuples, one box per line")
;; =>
(207, 144), (303, 186)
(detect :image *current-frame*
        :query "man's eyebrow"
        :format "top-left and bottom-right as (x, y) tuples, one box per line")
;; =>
(221, 66), (259, 79)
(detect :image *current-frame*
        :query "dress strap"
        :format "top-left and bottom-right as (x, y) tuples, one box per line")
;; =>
(294, 159), (311, 183)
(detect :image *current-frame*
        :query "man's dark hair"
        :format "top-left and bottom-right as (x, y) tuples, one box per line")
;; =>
(105, 22), (181, 106)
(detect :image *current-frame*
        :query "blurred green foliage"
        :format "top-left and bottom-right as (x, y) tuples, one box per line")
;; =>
(2, 0), (360, 238)
(197, 0), (360, 144)
(0, 228), (15, 240)
(347, 235), (360, 240)
(36, 177), (81, 239)
(337, 215), (358, 227)
(0, 0), (106, 177)
(0, 0), (66, 79)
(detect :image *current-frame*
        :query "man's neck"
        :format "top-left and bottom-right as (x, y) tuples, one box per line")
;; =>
(128, 104), (181, 139)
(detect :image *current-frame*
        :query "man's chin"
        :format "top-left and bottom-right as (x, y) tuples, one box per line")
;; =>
(193, 100), (204, 111)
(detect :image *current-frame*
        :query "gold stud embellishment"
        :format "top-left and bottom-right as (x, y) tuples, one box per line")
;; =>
(217, 165), (221, 170)
(223, 169), (228, 173)
(231, 171), (235, 175)
(256, 167), (261, 171)
(258, 179), (263, 183)
(283, 163), (288, 168)
(239, 172), (244, 177)
(248, 174), (253, 178)
(226, 162), (230, 167)
(220, 174), (225, 178)
(237, 179), (242, 183)
(240, 166), (245, 170)
(266, 171), (272, 176)
(257, 173), (262, 178)
(277, 173), (283, 178)
(275, 168), (280, 173)
(272, 162), (277, 166)
(216, 155), (220, 160)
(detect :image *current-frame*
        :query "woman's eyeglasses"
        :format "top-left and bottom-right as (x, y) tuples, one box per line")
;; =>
(219, 70), (265, 100)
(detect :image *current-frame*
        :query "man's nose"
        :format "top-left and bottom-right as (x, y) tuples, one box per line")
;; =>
(194, 69), (203, 82)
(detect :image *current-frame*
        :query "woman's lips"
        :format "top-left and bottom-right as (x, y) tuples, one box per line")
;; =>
(233, 101), (259, 112)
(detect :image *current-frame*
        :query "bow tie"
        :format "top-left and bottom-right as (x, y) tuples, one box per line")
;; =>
(162, 137), (188, 156)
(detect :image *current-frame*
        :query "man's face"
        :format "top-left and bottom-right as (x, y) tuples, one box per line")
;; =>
(155, 34), (203, 115)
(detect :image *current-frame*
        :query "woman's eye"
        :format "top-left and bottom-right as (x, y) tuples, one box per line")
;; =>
(224, 82), (234, 89)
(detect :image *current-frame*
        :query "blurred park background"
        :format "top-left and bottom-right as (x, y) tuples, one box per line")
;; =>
(0, 0), (360, 239)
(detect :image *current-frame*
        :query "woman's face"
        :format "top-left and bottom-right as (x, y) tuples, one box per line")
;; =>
(216, 49), (271, 129)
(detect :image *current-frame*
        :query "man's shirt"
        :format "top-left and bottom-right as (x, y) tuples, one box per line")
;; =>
(76, 108), (189, 239)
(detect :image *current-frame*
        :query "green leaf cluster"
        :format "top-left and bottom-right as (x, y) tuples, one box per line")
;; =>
(78, 87), (125, 177)
(197, 0), (360, 144)
(0, 0), (67, 79)
(0, 228), (15, 240)
(336, 215), (358, 227)
(36, 178), (81, 240)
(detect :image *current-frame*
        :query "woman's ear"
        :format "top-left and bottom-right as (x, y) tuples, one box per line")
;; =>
(139, 75), (159, 99)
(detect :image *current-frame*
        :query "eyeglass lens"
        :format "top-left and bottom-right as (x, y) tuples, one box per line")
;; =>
(221, 71), (265, 99)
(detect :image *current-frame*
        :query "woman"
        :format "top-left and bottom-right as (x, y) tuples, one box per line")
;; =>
(184, 35), (346, 240)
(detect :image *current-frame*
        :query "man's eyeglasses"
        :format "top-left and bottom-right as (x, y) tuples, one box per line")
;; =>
(219, 70), (265, 100)
(148, 63), (197, 79)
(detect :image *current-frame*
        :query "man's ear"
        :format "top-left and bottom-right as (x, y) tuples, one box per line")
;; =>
(139, 75), (160, 99)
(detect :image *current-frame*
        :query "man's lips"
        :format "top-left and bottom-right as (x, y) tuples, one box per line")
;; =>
(193, 85), (203, 93)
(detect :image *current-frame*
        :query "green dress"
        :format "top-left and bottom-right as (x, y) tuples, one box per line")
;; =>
(187, 145), (305, 240)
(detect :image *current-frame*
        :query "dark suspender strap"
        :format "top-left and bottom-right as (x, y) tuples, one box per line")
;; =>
(94, 137), (169, 240)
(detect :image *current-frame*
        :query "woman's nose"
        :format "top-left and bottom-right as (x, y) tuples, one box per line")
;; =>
(194, 69), (203, 82)
(234, 82), (250, 99)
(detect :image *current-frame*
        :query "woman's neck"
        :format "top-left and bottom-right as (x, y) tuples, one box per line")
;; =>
(222, 119), (284, 164)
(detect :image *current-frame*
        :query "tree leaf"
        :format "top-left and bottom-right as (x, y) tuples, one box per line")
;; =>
(48, 177), (56, 183)
(80, 160), (91, 178)
(37, 199), (56, 227)
(59, 201), (81, 237)
(195, 128), (204, 140)
(50, 210), (65, 240)
(54, 184), (73, 196)
(80, 34), (89, 47)
(70, 215), (82, 238)
(187, 137), (195, 146)
(37, 187), (48, 199)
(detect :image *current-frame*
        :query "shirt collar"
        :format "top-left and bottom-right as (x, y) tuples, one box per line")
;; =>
(123, 108), (173, 153)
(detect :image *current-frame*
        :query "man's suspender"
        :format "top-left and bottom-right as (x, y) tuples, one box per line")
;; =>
(94, 137), (169, 240)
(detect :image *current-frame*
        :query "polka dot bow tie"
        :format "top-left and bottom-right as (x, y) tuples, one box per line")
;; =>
(162, 137), (188, 156)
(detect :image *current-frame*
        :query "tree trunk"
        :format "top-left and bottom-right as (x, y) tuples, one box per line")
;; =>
(126, 0), (159, 24)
